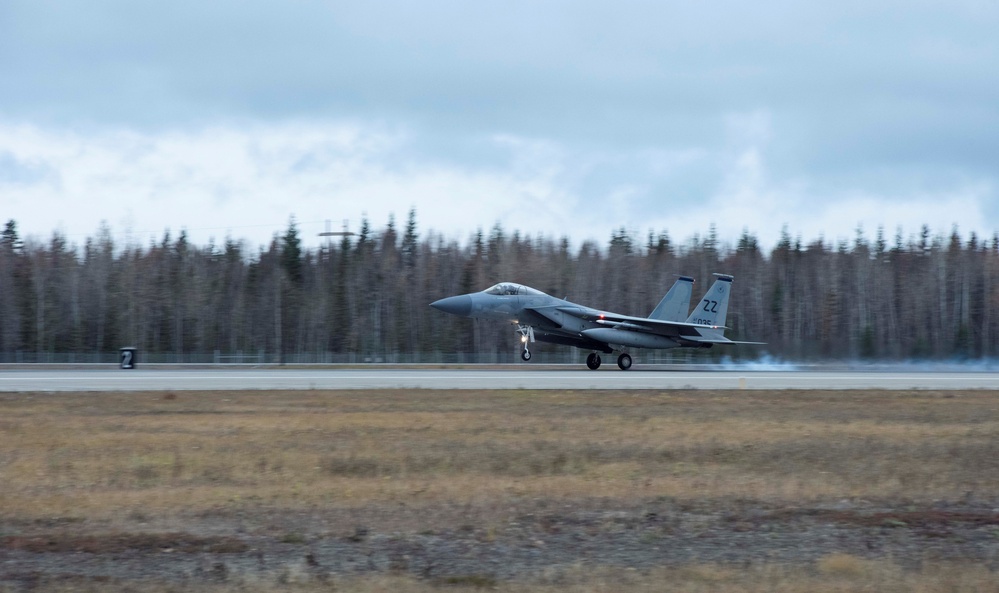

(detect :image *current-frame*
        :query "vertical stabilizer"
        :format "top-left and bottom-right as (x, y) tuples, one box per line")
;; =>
(649, 276), (694, 322)
(686, 274), (733, 327)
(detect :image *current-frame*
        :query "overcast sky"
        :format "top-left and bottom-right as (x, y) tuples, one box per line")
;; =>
(2, 0), (997, 252)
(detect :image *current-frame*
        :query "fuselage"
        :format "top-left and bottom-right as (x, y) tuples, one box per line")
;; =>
(431, 277), (756, 370)
(430, 283), (683, 352)
(433, 284), (581, 328)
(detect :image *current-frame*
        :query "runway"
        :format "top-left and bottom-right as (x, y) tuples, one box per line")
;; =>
(2, 366), (999, 391)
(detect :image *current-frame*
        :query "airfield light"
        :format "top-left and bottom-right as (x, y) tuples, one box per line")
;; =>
(319, 219), (355, 248)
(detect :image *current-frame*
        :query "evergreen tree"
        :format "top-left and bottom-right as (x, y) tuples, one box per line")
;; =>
(281, 217), (303, 287)
(1, 220), (23, 254)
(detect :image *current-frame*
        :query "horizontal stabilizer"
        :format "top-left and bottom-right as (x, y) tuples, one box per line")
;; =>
(593, 316), (729, 331)
(683, 336), (767, 345)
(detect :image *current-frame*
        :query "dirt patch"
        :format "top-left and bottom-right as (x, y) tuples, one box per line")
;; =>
(3, 499), (999, 590)
(2, 532), (248, 554)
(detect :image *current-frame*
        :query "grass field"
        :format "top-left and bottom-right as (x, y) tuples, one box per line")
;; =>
(3, 389), (999, 591)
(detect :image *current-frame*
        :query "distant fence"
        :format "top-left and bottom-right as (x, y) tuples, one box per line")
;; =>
(0, 349), (719, 365)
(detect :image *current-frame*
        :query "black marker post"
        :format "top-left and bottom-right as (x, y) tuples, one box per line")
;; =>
(120, 347), (137, 369)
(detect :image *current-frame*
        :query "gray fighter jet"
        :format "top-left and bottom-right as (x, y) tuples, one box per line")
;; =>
(431, 274), (762, 370)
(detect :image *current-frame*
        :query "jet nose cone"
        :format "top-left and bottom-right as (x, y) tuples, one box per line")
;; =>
(430, 295), (473, 316)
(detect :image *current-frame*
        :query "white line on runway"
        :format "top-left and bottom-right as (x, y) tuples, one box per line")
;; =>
(2, 369), (998, 391)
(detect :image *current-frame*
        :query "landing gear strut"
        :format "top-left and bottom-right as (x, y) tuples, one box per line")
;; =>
(517, 325), (535, 362)
(617, 353), (633, 371)
(586, 352), (602, 370)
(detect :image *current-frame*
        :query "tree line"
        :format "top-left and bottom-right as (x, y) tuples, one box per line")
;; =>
(2, 213), (997, 363)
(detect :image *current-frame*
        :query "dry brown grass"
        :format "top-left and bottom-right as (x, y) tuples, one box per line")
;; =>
(3, 388), (999, 592)
(2, 389), (999, 522)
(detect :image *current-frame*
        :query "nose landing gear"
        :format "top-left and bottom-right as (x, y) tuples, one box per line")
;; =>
(517, 325), (535, 362)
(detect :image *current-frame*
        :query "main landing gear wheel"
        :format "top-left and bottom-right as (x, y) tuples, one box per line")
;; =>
(617, 353), (633, 371)
(586, 352), (602, 370)
(521, 349), (532, 362)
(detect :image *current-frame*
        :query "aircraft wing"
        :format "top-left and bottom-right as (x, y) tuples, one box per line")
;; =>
(561, 307), (727, 336)
(523, 305), (765, 343)
(518, 305), (720, 337)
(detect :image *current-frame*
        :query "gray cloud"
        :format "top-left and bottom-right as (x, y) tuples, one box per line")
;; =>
(1, 0), (997, 247)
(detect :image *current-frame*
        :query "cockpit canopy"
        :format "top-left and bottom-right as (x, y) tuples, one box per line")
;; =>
(483, 283), (545, 296)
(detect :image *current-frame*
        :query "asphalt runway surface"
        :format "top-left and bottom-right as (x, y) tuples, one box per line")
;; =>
(2, 366), (999, 391)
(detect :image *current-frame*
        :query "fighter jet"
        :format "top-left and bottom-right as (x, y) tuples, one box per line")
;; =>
(430, 274), (762, 370)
